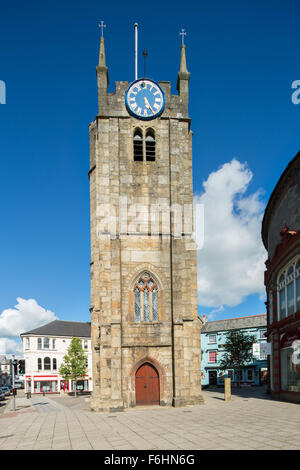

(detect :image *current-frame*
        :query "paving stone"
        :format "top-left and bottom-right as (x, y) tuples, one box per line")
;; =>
(1, 388), (299, 450)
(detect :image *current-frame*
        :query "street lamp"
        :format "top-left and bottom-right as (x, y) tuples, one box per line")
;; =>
(11, 355), (18, 411)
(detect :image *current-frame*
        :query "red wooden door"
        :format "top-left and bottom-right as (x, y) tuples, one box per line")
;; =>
(135, 363), (159, 405)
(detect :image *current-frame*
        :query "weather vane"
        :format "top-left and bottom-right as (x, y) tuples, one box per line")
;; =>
(179, 28), (186, 45)
(99, 21), (106, 37)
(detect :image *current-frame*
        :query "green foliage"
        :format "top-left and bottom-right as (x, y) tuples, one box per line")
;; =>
(219, 330), (256, 378)
(59, 337), (87, 384)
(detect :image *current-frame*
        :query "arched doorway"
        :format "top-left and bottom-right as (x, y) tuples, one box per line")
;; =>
(135, 362), (160, 406)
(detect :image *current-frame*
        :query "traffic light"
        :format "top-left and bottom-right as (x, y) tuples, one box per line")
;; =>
(18, 359), (25, 375)
(12, 360), (18, 376)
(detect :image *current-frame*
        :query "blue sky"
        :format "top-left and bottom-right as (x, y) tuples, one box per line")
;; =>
(0, 0), (300, 348)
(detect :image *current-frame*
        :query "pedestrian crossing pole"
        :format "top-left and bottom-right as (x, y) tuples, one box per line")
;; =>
(11, 356), (16, 411)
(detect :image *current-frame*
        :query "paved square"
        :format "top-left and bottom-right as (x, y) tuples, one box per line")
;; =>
(0, 387), (299, 450)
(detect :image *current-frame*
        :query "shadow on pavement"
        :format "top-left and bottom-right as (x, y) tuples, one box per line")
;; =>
(203, 385), (271, 400)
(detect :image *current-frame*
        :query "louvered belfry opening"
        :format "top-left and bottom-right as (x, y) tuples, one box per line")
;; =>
(146, 129), (155, 161)
(133, 129), (143, 161)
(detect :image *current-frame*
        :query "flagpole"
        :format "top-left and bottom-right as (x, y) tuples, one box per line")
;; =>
(134, 23), (138, 80)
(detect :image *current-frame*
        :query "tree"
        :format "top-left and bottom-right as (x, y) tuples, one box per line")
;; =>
(59, 337), (87, 397)
(219, 330), (256, 387)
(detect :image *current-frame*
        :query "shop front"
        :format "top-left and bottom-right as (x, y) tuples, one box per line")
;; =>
(33, 376), (59, 394)
(71, 378), (89, 392)
(280, 331), (300, 395)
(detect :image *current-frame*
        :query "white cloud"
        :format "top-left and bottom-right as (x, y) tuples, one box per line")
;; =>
(0, 298), (57, 338)
(0, 338), (23, 356)
(196, 159), (267, 308)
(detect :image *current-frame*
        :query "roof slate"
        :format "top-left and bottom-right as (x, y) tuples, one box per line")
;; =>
(201, 314), (267, 333)
(21, 320), (91, 338)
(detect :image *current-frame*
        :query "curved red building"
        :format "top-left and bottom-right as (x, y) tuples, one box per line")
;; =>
(262, 151), (300, 403)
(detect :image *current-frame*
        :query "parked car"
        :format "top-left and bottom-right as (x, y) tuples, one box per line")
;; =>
(2, 386), (11, 396)
(0, 388), (6, 401)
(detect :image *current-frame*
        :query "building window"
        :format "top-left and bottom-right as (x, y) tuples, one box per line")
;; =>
(52, 339), (56, 349)
(83, 340), (88, 350)
(133, 128), (156, 162)
(152, 288), (158, 322)
(280, 333), (300, 392)
(44, 357), (51, 370)
(37, 358), (42, 370)
(71, 380), (89, 392)
(133, 129), (143, 161)
(269, 290), (273, 324)
(134, 287), (141, 322)
(145, 129), (155, 161)
(37, 338), (42, 350)
(208, 351), (217, 363)
(53, 358), (57, 370)
(133, 272), (159, 323)
(277, 257), (300, 320)
(43, 338), (50, 349)
(208, 334), (217, 344)
(34, 380), (57, 393)
(26, 337), (30, 349)
(259, 329), (266, 339)
(236, 370), (243, 381)
(247, 369), (253, 381)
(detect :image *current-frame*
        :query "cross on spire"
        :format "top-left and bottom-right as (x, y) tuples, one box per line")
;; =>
(99, 21), (106, 37)
(179, 28), (186, 45)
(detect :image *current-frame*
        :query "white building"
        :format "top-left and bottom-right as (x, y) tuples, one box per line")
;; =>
(0, 355), (11, 386)
(20, 320), (92, 394)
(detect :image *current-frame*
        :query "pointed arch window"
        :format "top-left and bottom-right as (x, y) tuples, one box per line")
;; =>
(145, 130), (155, 161)
(152, 288), (158, 322)
(133, 129), (143, 161)
(134, 287), (141, 322)
(133, 272), (159, 322)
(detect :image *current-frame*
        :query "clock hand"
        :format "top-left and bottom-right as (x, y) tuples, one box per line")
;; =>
(144, 97), (155, 114)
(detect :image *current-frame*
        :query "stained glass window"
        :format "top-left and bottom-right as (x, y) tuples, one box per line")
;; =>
(152, 288), (158, 322)
(144, 289), (150, 322)
(134, 288), (141, 322)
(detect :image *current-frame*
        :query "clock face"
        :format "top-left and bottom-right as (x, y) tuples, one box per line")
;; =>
(125, 78), (165, 120)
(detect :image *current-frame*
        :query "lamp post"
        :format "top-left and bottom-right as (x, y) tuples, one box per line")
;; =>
(11, 355), (16, 411)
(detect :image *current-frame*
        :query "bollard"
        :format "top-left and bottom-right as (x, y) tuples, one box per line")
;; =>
(224, 378), (231, 402)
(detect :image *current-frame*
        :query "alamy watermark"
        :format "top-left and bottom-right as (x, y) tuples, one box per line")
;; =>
(95, 197), (204, 250)
(291, 80), (300, 105)
(0, 80), (6, 104)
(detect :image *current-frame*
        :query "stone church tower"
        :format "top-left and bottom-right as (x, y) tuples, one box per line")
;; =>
(89, 33), (204, 411)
